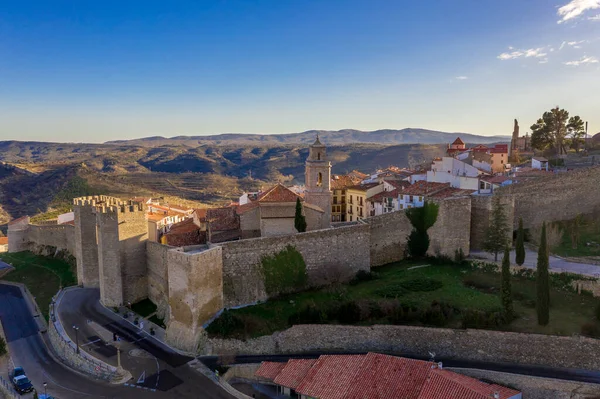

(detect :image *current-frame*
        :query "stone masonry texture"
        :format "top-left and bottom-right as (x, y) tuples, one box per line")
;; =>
(218, 223), (371, 308)
(74, 204), (99, 287)
(469, 195), (515, 251)
(204, 324), (600, 372)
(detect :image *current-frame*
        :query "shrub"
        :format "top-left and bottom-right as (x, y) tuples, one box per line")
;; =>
(454, 248), (466, 264)
(288, 304), (328, 325)
(388, 302), (423, 325)
(260, 245), (308, 296)
(373, 285), (408, 298)
(206, 310), (244, 338)
(463, 276), (496, 292)
(337, 301), (362, 324)
(461, 309), (508, 329)
(421, 301), (457, 327)
(399, 278), (443, 292)
(350, 270), (376, 285)
(405, 202), (439, 258)
(581, 322), (600, 338)
(0, 336), (6, 356)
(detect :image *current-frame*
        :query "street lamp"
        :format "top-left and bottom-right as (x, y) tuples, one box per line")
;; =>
(72, 325), (80, 354)
(43, 382), (47, 398)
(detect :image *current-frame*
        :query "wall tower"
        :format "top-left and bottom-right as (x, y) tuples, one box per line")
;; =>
(73, 198), (100, 287)
(304, 136), (332, 226)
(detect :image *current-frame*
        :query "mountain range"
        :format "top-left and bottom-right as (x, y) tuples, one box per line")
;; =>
(106, 128), (510, 147)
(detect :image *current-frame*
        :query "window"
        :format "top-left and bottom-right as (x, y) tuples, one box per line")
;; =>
(332, 206), (336, 212)
(350, 215), (353, 221)
(418, 196), (423, 202)
(317, 172), (322, 186)
(333, 197), (338, 204)
(400, 194), (404, 200)
(409, 195), (414, 202)
(317, 152), (321, 160)
(400, 204), (404, 209)
(342, 196), (346, 204)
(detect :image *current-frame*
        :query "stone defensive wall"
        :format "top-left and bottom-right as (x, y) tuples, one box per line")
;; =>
(217, 223), (371, 308)
(7, 222), (75, 256)
(469, 195), (515, 251)
(497, 165), (600, 229)
(203, 324), (600, 372)
(367, 197), (472, 266)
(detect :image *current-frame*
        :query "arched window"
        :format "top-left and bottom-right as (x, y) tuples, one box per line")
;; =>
(317, 152), (321, 160)
(317, 172), (322, 186)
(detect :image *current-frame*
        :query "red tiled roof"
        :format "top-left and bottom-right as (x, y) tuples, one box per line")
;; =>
(347, 183), (381, 192)
(235, 201), (260, 215)
(167, 218), (198, 234)
(481, 175), (510, 184)
(296, 355), (365, 399)
(254, 362), (287, 381)
(273, 359), (317, 389)
(0, 237), (8, 245)
(194, 208), (208, 221)
(8, 216), (29, 226)
(401, 181), (450, 196)
(417, 369), (520, 399)
(452, 137), (465, 145)
(331, 175), (362, 189)
(385, 180), (411, 190)
(348, 170), (368, 179)
(490, 144), (509, 154)
(345, 353), (432, 399)
(368, 189), (399, 202)
(257, 184), (300, 203)
(207, 207), (240, 231)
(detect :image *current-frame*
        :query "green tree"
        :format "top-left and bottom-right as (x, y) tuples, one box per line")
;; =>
(501, 246), (513, 318)
(483, 196), (510, 261)
(515, 218), (525, 266)
(536, 222), (550, 326)
(405, 202), (439, 258)
(294, 197), (307, 233)
(260, 245), (308, 295)
(531, 107), (584, 156)
(567, 115), (586, 153)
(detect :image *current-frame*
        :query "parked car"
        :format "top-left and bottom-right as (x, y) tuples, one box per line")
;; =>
(12, 374), (34, 394)
(11, 367), (26, 378)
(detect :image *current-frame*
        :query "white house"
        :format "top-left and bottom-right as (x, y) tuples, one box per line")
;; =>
(427, 157), (487, 190)
(398, 181), (450, 209)
(532, 157), (549, 171)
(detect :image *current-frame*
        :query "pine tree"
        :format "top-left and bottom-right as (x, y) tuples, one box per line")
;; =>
(483, 196), (510, 261)
(536, 222), (550, 326)
(515, 217), (525, 266)
(294, 197), (307, 233)
(501, 246), (513, 318)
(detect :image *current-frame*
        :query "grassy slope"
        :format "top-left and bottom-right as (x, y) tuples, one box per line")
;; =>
(0, 252), (76, 320)
(208, 261), (599, 339)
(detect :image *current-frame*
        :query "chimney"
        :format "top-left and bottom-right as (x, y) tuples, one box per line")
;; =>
(493, 392), (499, 399)
(437, 362), (443, 370)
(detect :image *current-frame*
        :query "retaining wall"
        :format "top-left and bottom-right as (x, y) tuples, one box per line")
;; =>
(203, 324), (600, 371)
(218, 224), (371, 308)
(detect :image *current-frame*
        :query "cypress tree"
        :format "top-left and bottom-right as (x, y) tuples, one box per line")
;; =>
(294, 197), (307, 233)
(536, 222), (550, 326)
(515, 217), (526, 266)
(501, 246), (513, 318)
(483, 196), (510, 261)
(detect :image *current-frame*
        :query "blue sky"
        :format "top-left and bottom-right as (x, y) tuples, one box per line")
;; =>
(1, 0), (599, 142)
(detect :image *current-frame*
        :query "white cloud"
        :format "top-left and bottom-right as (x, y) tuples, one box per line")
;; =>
(589, 13), (600, 19)
(559, 40), (586, 50)
(564, 55), (599, 65)
(497, 47), (547, 60)
(539, 58), (549, 64)
(455, 76), (468, 80)
(557, 0), (600, 23)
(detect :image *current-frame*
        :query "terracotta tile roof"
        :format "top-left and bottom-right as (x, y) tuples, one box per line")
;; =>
(481, 175), (510, 184)
(296, 355), (365, 399)
(149, 204), (189, 215)
(452, 137), (465, 145)
(385, 180), (411, 190)
(8, 216), (29, 226)
(348, 170), (368, 180)
(235, 201), (260, 215)
(254, 362), (287, 381)
(206, 207), (240, 231)
(417, 369), (520, 399)
(257, 184), (300, 203)
(167, 218), (198, 234)
(273, 359), (317, 389)
(368, 189), (399, 202)
(472, 144), (489, 152)
(345, 354), (432, 399)
(490, 144), (509, 154)
(428, 187), (476, 199)
(347, 183), (381, 192)
(331, 175), (362, 190)
(194, 208), (208, 221)
(0, 237), (8, 245)
(401, 181), (450, 196)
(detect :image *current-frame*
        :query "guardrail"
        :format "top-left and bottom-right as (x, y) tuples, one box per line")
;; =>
(0, 375), (19, 399)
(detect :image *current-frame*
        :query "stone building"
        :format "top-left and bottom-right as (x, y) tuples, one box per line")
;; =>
(303, 136), (332, 226)
(510, 119), (531, 155)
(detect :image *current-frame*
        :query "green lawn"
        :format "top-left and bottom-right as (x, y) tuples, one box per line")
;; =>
(0, 251), (77, 320)
(206, 260), (600, 339)
(131, 298), (158, 318)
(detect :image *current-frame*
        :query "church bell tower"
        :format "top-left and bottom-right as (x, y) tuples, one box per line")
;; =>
(304, 136), (332, 226)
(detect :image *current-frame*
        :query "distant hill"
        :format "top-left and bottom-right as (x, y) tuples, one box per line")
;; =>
(106, 128), (510, 147)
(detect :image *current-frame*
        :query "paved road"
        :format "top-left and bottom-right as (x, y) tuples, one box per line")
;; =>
(201, 352), (600, 385)
(0, 283), (234, 399)
(471, 248), (600, 277)
(56, 287), (234, 398)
